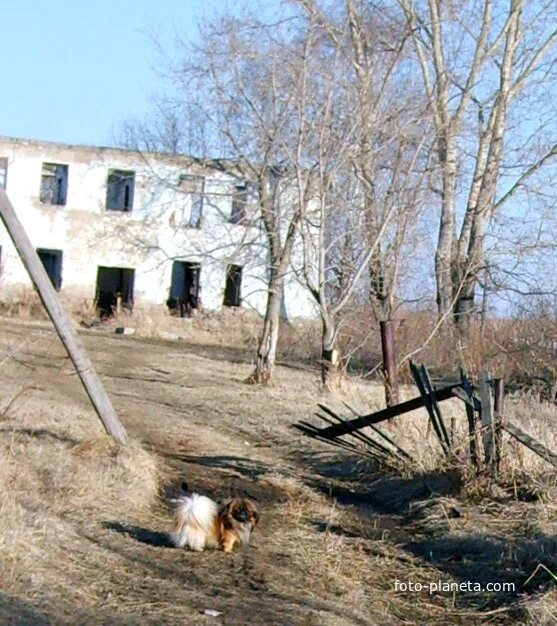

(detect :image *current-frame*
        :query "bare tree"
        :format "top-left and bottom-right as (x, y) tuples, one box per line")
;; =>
(138, 10), (319, 383)
(294, 0), (429, 387)
(399, 0), (557, 334)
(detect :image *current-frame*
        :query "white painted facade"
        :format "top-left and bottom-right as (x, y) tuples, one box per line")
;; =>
(0, 136), (316, 319)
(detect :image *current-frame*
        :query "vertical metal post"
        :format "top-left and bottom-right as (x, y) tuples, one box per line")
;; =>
(380, 320), (399, 408)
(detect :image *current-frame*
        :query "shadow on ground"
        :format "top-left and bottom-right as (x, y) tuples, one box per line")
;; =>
(293, 449), (557, 616)
(156, 452), (288, 504)
(103, 521), (174, 548)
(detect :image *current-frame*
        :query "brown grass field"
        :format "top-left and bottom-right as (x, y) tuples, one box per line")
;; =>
(0, 317), (556, 625)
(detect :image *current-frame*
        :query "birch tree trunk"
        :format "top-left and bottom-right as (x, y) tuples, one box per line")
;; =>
(252, 268), (285, 383)
(320, 315), (339, 390)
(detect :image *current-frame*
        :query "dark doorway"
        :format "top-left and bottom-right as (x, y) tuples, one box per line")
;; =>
(96, 266), (135, 318)
(223, 264), (242, 307)
(37, 248), (63, 290)
(167, 261), (201, 317)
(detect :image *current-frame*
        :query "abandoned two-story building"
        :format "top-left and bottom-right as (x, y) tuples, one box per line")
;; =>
(0, 136), (315, 319)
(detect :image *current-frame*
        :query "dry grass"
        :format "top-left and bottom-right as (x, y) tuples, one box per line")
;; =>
(0, 389), (161, 621)
(0, 317), (555, 624)
(2, 288), (555, 394)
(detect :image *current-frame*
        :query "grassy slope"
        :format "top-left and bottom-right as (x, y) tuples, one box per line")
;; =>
(0, 319), (555, 625)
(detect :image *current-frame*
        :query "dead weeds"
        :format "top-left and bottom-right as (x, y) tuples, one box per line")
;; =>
(0, 318), (555, 625)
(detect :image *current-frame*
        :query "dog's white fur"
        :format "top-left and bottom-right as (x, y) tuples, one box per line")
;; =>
(170, 492), (219, 551)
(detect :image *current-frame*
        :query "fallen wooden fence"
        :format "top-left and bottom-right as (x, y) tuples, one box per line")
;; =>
(294, 363), (557, 476)
(295, 382), (461, 440)
(502, 423), (557, 468)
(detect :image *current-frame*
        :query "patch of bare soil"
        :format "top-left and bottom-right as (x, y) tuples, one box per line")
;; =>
(0, 319), (555, 625)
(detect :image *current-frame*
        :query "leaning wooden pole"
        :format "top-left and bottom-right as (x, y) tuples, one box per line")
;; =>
(0, 188), (128, 445)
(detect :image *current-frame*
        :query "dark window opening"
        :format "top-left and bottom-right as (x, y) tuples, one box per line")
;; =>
(40, 163), (68, 205)
(37, 248), (63, 290)
(167, 261), (201, 317)
(0, 157), (7, 190)
(189, 193), (203, 228)
(230, 183), (247, 224)
(223, 264), (242, 307)
(95, 266), (135, 318)
(106, 170), (135, 212)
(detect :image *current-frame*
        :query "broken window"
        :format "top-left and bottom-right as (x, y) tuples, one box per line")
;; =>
(40, 163), (68, 205)
(106, 170), (135, 212)
(189, 193), (203, 228)
(37, 248), (63, 290)
(179, 174), (204, 228)
(167, 261), (201, 317)
(95, 266), (135, 318)
(0, 158), (7, 190)
(223, 264), (242, 307)
(230, 183), (247, 224)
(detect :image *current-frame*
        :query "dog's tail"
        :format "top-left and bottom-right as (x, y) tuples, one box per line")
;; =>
(170, 493), (218, 548)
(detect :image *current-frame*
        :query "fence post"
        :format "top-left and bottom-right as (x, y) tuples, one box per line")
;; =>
(460, 368), (479, 468)
(0, 188), (128, 445)
(493, 378), (504, 475)
(380, 320), (399, 408)
(480, 370), (496, 478)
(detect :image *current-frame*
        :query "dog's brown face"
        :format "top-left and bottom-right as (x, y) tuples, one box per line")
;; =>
(219, 498), (259, 549)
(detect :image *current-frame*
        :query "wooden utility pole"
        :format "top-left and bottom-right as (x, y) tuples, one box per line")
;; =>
(0, 188), (128, 445)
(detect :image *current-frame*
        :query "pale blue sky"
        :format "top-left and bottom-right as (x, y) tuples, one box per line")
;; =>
(0, 0), (222, 146)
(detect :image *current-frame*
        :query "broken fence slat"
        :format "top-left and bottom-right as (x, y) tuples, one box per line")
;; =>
(315, 410), (398, 460)
(409, 361), (438, 437)
(313, 384), (461, 439)
(342, 401), (360, 416)
(502, 423), (557, 469)
(367, 424), (414, 462)
(316, 403), (343, 422)
(410, 361), (449, 456)
(420, 364), (452, 451)
(317, 404), (396, 456)
(451, 386), (480, 411)
(294, 420), (400, 466)
(293, 423), (361, 454)
(340, 401), (413, 462)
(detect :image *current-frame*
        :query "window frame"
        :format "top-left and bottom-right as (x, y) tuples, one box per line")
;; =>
(189, 192), (204, 228)
(36, 248), (63, 291)
(40, 162), (68, 206)
(106, 169), (135, 212)
(230, 183), (248, 224)
(223, 264), (243, 307)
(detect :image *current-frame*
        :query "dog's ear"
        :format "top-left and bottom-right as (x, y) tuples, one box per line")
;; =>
(248, 501), (260, 526)
(218, 499), (234, 518)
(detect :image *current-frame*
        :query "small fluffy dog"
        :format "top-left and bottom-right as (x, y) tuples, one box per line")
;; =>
(170, 483), (259, 553)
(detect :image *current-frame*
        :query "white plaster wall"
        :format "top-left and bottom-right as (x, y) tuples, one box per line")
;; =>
(0, 136), (316, 318)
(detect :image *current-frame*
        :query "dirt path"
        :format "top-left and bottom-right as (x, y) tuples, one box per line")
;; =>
(1, 320), (553, 625)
